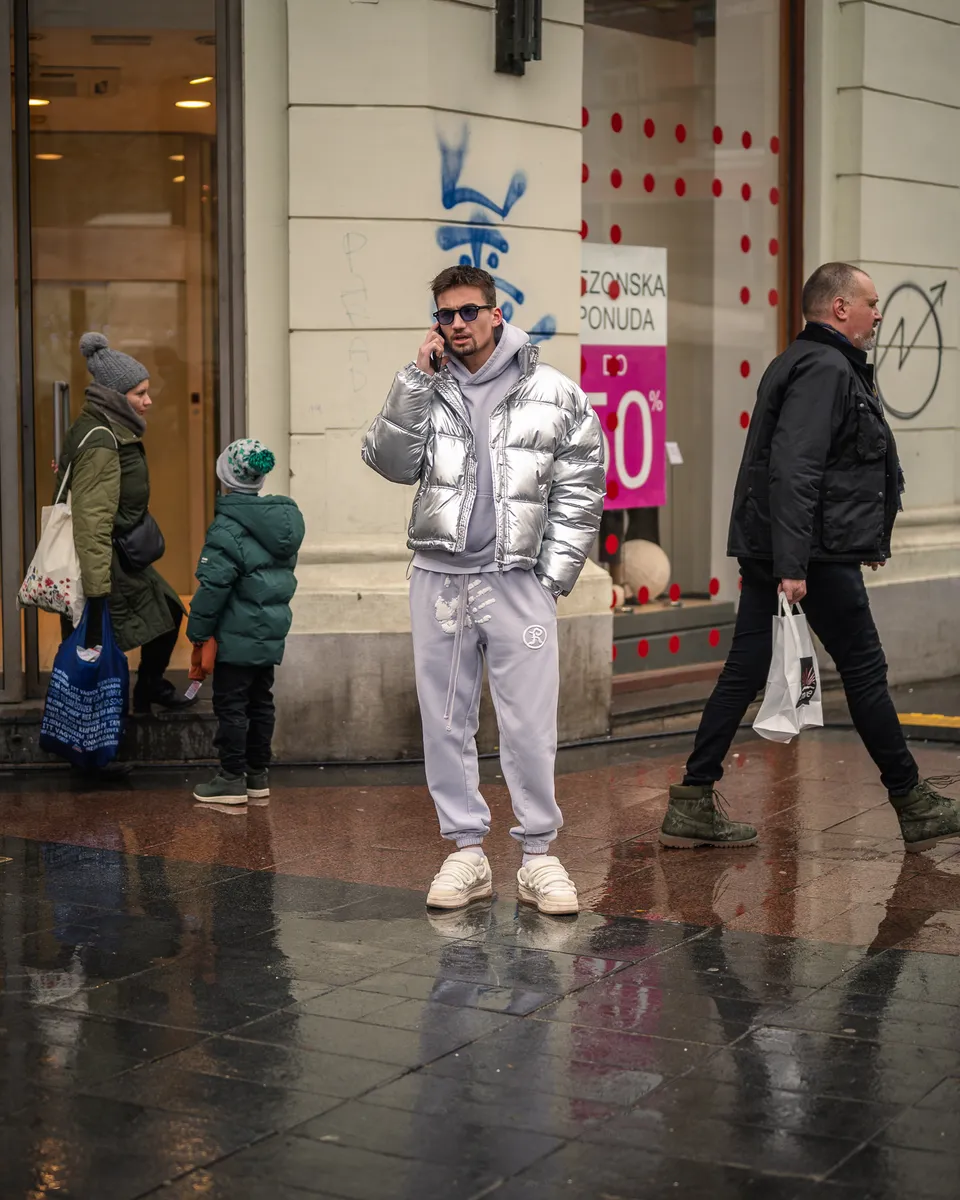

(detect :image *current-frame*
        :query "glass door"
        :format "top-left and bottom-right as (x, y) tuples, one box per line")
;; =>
(14, 0), (221, 687)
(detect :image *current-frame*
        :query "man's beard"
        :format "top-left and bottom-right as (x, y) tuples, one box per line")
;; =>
(855, 327), (879, 352)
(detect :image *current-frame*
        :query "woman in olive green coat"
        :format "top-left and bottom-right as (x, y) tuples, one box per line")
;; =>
(55, 332), (191, 712)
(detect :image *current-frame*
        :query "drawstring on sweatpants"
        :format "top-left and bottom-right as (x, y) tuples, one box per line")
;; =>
(443, 576), (469, 732)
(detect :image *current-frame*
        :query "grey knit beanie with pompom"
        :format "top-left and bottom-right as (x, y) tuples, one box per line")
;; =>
(79, 332), (149, 396)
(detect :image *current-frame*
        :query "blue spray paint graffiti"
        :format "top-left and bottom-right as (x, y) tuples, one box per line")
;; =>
(435, 127), (557, 344)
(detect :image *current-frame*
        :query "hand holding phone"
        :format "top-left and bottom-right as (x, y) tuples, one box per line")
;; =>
(417, 323), (446, 376)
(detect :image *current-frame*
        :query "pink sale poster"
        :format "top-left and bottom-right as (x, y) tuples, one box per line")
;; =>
(580, 244), (667, 511)
(580, 345), (667, 509)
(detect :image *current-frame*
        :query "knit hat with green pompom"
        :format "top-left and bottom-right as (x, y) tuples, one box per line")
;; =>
(216, 438), (276, 494)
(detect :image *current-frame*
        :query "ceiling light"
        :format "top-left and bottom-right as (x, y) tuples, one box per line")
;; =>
(189, 76), (214, 85)
(36, 153), (62, 161)
(28, 98), (50, 107)
(169, 154), (185, 162)
(172, 175), (186, 183)
(175, 100), (210, 109)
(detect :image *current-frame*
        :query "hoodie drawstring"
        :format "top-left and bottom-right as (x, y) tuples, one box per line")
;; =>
(443, 576), (469, 733)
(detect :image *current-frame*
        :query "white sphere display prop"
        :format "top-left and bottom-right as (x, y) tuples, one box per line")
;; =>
(611, 584), (626, 610)
(622, 539), (671, 602)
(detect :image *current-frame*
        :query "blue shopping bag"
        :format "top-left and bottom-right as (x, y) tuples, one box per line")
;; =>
(39, 601), (129, 768)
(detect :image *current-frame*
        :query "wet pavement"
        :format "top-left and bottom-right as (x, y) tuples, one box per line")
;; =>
(3, 727), (960, 1197)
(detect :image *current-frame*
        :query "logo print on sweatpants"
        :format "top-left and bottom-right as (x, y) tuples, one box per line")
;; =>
(523, 624), (547, 650)
(797, 656), (817, 707)
(434, 578), (496, 634)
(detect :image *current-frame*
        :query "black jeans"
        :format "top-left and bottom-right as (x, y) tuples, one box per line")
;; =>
(212, 662), (276, 777)
(136, 600), (183, 692)
(685, 558), (918, 795)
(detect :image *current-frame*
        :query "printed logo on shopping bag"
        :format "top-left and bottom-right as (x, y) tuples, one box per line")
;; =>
(797, 657), (818, 707)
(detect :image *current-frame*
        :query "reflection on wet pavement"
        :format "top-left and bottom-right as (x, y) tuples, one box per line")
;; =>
(2, 728), (960, 1196)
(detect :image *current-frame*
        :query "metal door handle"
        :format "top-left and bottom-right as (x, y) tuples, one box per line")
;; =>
(52, 380), (70, 462)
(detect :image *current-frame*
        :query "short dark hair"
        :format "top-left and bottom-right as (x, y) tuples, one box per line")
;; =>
(430, 265), (497, 307)
(801, 262), (868, 319)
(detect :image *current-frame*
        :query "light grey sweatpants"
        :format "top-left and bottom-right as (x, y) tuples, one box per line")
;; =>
(409, 566), (562, 853)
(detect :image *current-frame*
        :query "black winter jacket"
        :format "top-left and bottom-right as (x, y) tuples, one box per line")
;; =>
(727, 323), (901, 579)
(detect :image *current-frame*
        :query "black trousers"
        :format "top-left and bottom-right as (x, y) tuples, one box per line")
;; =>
(212, 662), (276, 777)
(685, 558), (918, 795)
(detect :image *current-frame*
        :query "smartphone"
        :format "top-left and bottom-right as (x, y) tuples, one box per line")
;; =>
(431, 324), (447, 373)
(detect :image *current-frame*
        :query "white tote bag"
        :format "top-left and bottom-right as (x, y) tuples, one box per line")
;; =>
(753, 593), (823, 743)
(17, 426), (117, 628)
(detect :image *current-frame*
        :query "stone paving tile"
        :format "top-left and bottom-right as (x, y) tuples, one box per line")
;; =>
(5, 731), (960, 1199)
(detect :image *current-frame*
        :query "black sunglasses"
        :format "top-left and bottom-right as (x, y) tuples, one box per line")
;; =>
(433, 304), (495, 326)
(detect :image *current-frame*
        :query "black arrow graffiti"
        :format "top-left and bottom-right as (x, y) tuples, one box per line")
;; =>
(877, 280), (946, 373)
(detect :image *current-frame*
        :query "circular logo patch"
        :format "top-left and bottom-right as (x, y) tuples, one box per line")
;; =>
(523, 624), (548, 650)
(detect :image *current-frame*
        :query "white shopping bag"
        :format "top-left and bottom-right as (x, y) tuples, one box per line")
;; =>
(17, 426), (116, 628)
(753, 593), (823, 743)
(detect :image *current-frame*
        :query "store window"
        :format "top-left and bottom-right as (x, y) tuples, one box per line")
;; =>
(582, 0), (787, 608)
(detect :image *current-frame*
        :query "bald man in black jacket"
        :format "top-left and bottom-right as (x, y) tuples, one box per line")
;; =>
(659, 263), (960, 855)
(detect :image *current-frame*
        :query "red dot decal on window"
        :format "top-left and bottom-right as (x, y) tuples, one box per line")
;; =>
(612, 644), (617, 661)
(582, 107), (589, 128)
(606, 412), (618, 432)
(740, 360), (750, 378)
(610, 224), (622, 243)
(582, 163), (589, 184)
(669, 583), (681, 602)
(740, 287), (750, 305)
(675, 178), (686, 197)
(709, 628), (721, 648)
(740, 411), (750, 429)
(741, 183), (752, 201)
(611, 589), (618, 610)
(608, 279), (620, 300)
(580, 276), (587, 296)
(607, 357), (622, 376)
(742, 131), (752, 149)
(675, 124), (687, 143)
(644, 173), (655, 193)
(769, 238), (779, 256)
(741, 235), (751, 253)
(581, 221), (588, 239)
(769, 289), (779, 307)
(610, 168), (623, 189)
(611, 112), (623, 133)
(605, 534), (620, 555)
(770, 134), (780, 154)
(770, 186), (780, 206)
(712, 179), (723, 197)
(580, 354), (586, 376)
(638, 639), (649, 658)
(713, 126), (723, 145)
(669, 635), (681, 654)
(709, 577), (720, 596)
(606, 478), (619, 500)
(644, 118), (655, 138)
(638, 586), (649, 605)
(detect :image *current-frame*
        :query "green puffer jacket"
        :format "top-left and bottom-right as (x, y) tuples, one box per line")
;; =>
(55, 394), (185, 653)
(186, 493), (305, 666)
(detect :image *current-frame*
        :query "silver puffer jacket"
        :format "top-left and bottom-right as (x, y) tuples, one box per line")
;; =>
(362, 343), (605, 595)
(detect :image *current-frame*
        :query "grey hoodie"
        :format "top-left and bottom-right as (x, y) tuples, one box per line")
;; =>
(414, 322), (530, 574)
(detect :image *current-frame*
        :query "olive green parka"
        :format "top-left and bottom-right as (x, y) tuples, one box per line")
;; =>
(55, 388), (184, 652)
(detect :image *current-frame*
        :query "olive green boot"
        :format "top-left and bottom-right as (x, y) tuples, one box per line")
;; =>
(890, 779), (960, 853)
(659, 785), (759, 849)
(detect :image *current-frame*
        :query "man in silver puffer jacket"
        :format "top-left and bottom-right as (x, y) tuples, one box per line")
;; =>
(363, 266), (605, 916)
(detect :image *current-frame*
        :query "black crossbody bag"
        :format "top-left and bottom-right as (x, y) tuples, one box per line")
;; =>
(114, 512), (165, 573)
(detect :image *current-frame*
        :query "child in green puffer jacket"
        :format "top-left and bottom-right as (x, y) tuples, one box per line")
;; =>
(187, 439), (305, 805)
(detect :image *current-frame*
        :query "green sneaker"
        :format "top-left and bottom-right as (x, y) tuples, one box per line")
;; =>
(890, 778), (960, 853)
(193, 772), (247, 805)
(246, 771), (270, 801)
(659, 785), (759, 849)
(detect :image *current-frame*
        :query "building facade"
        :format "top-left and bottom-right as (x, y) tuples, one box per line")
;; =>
(1, 0), (957, 759)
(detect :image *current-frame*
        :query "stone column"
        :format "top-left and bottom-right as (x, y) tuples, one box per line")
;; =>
(250, 0), (610, 759)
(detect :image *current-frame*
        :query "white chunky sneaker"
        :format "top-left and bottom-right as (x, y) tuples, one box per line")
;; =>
(426, 851), (494, 910)
(517, 856), (579, 915)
